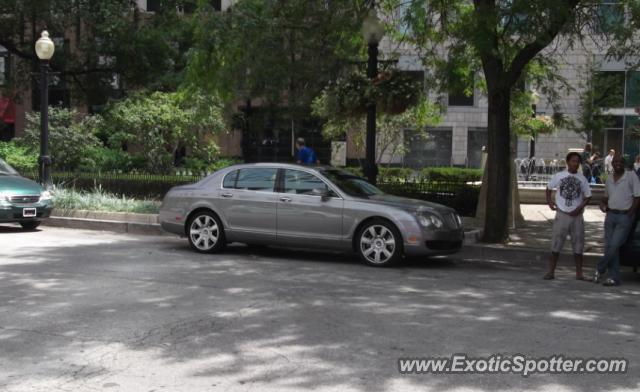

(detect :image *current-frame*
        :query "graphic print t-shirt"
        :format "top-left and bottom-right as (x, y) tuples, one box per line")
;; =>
(547, 170), (592, 213)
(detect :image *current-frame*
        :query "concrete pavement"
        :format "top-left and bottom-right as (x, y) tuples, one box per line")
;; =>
(0, 226), (638, 392)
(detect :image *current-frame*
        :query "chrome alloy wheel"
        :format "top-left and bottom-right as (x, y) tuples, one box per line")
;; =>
(189, 215), (220, 251)
(360, 224), (396, 265)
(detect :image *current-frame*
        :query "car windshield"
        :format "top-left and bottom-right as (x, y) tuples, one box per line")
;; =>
(0, 158), (19, 176)
(321, 169), (385, 198)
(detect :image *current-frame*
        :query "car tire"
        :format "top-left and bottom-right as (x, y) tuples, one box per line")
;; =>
(20, 221), (41, 230)
(186, 211), (226, 253)
(356, 219), (403, 267)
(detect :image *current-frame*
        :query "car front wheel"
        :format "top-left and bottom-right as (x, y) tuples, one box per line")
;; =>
(357, 220), (402, 267)
(187, 211), (225, 253)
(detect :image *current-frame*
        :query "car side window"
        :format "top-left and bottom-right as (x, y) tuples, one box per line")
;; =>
(234, 168), (277, 192)
(283, 169), (334, 196)
(222, 170), (239, 189)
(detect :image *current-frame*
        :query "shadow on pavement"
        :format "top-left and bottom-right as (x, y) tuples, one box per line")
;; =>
(0, 230), (639, 391)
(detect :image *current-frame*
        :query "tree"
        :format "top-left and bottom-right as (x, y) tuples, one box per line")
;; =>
(384, 0), (640, 242)
(0, 0), (198, 104)
(98, 91), (225, 174)
(184, 0), (368, 124)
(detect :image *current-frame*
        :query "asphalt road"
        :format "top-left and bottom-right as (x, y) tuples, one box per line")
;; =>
(0, 225), (639, 392)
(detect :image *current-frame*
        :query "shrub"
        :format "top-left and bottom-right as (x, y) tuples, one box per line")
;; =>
(0, 141), (38, 172)
(420, 167), (483, 182)
(22, 107), (102, 171)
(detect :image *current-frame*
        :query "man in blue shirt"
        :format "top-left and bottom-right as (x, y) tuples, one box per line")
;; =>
(295, 137), (319, 165)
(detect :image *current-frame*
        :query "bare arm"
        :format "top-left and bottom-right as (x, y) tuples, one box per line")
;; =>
(546, 188), (556, 211)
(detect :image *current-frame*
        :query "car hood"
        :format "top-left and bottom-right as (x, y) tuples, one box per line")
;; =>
(362, 193), (453, 214)
(0, 175), (44, 195)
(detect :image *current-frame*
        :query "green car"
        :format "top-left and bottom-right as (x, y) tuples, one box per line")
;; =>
(0, 158), (53, 230)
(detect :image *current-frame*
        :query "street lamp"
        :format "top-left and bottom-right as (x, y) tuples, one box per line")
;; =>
(529, 88), (540, 159)
(362, 9), (385, 185)
(35, 30), (55, 187)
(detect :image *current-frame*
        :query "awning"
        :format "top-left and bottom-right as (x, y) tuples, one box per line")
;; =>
(0, 97), (15, 124)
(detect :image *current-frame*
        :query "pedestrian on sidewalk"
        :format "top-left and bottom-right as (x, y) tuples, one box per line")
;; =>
(544, 152), (592, 280)
(594, 155), (640, 286)
(295, 137), (320, 166)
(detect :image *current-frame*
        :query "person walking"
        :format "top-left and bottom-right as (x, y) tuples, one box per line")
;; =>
(604, 149), (615, 174)
(544, 152), (592, 280)
(295, 137), (319, 165)
(581, 143), (593, 179)
(594, 155), (640, 286)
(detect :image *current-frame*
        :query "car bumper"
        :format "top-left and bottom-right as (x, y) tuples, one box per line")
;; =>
(0, 204), (53, 223)
(404, 228), (464, 256)
(161, 220), (185, 236)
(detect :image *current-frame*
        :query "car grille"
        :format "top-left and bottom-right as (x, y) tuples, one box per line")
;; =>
(444, 212), (461, 229)
(9, 195), (40, 204)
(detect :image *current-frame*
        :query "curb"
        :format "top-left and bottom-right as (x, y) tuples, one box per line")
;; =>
(43, 213), (167, 236)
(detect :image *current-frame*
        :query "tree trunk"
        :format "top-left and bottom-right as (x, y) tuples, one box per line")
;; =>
(482, 87), (512, 242)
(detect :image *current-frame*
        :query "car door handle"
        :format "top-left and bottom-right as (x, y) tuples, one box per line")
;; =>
(221, 192), (234, 198)
(280, 197), (292, 202)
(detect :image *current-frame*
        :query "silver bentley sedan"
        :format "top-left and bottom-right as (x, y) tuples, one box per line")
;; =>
(159, 163), (464, 267)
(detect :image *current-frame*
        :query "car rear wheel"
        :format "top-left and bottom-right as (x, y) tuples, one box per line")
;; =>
(20, 221), (41, 230)
(357, 220), (402, 267)
(187, 211), (225, 253)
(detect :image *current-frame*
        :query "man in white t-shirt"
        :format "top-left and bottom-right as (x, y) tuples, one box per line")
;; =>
(544, 152), (592, 280)
(594, 155), (640, 286)
(604, 149), (615, 174)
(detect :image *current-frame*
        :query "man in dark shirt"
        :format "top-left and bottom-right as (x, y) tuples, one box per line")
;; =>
(295, 137), (319, 165)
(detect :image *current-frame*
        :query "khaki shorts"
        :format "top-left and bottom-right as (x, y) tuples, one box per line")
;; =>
(550, 210), (585, 254)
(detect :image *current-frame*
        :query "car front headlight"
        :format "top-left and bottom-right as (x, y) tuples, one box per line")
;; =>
(0, 191), (10, 207)
(40, 190), (53, 202)
(418, 213), (444, 229)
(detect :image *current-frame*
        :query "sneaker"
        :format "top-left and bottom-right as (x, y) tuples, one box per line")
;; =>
(602, 278), (620, 287)
(593, 270), (602, 284)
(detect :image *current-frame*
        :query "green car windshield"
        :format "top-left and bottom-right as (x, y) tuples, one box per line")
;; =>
(321, 169), (384, 198)
(0, 158), (19, 176)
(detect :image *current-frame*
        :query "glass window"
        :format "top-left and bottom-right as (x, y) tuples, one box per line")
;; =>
(146, 0), (160, 12)
(448, 86), (474, 107)
(0, 46), (7, 86)
(223, 170), (238, 188)
(234, 168), (277, 192)
(626, 71), (640, 108)
(624, 116), (640, 160)
(593, 72), (625, 108)
(321, 169), (384, 198)
(595, 2), (624, 34)
(283, 170), (331, 195)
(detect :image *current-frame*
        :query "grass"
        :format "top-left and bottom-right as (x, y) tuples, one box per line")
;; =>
(51, 186), (161, 214)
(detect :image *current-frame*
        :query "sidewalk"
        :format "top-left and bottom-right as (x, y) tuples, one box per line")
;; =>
(463, 204), (605, 261)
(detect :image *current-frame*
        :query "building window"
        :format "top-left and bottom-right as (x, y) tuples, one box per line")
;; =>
(593, 70), (640, 108)
(0, 46), (8, 86)
(595, 1), (624, 34)
(146, 0), (161, 12)
(403, 127), (452, 168)
(467, 127), (487, 168)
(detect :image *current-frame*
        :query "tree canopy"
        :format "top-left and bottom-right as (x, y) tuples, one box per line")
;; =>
(382, 0), (640, 242)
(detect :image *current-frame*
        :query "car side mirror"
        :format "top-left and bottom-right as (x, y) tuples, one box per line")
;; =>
(310, 188), (331, 199)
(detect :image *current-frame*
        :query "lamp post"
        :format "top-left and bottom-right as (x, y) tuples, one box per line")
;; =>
(35, 31), (55, 187)
(529, 89), (540, 159)
(362, 9), (385, 185)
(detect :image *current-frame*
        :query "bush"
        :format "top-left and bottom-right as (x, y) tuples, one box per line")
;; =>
(0, 141), (38, 172)
(379, 167), (415, 180)
(51, 186), (160, 214)
(22, 107), (102, 171)
(420, 167), (483, 183)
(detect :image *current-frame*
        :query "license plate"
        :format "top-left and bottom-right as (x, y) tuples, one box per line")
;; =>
(22, 208), (36, 217)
